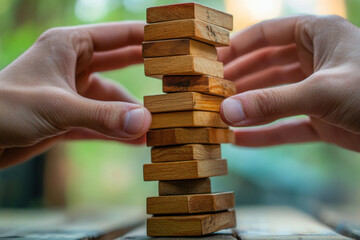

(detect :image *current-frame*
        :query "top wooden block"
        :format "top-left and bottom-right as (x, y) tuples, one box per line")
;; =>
(144, 19), (230, 47)
(147, 3), (233, 31)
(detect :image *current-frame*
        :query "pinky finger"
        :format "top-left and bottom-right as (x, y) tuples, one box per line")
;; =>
(0, 137), (61, 169)
(233, 118), (320, 147)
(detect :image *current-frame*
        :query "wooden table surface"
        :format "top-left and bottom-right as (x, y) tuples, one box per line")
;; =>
(0, 206), (356, 240)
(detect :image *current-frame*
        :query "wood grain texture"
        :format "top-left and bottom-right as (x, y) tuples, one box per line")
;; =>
(236, 206), (350, 239)
(163, 75), (236, 97)
(151, 144), (221, 162)
(158, 178), (212, 196)
(150, 111), (227, 129)
(144, 55), (223, 78)
(146, 3), (233, 30)
(147, 209), (236, 237)
(144, 19), (230, 47)
(144, 92), (223, 113)
(142, 39), (217, 60)
(143, 159), (227, 181)
(146, 128), (235, 147)
(147, 192), (235, 215)
(0, 207), (144, 240)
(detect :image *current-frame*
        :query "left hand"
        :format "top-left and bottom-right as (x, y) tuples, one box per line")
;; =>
(0, 22), (152, 168)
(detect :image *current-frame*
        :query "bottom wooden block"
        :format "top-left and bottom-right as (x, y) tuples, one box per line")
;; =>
(147, 192), (235, 214)
(159, 178), (211, 196)
(147, 209), (236, 237)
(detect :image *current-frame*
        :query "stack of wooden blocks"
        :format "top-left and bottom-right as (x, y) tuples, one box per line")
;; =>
(142, 3), (237, 237)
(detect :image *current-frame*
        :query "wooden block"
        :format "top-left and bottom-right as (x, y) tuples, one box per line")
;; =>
(144, 92), (223, 113)
(146, 128), (235, 147)
(144, 19), (230, 47)
(150, 111), (227, 129)
(142, 39), (217, 60)
(147, 209), (236, 237)
(152, 144), (221, 162)
(163, 75), (236, 98)
(147, 3), (233, 30)
(143, 159), (227, 181)
(144, 55), (223, 78)
(147, 192), (235, 215)
(158, 178), (212, 196)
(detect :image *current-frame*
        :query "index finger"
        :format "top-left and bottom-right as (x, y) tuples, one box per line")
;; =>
(218, 16), (301, 65)
(80, 21), (145, 52)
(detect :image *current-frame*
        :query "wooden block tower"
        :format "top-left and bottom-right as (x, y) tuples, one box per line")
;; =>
(142, 3), (236, 237)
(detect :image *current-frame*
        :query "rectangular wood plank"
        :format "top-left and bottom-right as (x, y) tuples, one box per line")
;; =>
(144, 55), (223, 78)
(143, 159), (228, 181)
(146, 3), (233, 30)
(316, 206), (360, 240)
(144, 19), (230, 47)
(163, 75), (236, 97)
(147, 192), (235, 215)
(151, 144), (221, 162)
(150, 111), (227, 129)
(147, 209), (236, 237)
(146, 128), (235, 147)
(120, 224), (237, 239)
(235, 206), (350, 239)
(142, 39), (217, 60)
(144, 92), (223, 113)
(158, 178), (212, 196)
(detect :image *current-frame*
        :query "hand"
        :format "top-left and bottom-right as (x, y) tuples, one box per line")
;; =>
(0, 22), (152, 168)
(218, 15), (360, 152)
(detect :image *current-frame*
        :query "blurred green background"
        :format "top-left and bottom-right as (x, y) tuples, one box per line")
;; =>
(0, 0), (360, 213)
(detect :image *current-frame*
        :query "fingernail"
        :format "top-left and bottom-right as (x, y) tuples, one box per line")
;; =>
(222, 98), (246, 125)
(124, 107), (145, 135)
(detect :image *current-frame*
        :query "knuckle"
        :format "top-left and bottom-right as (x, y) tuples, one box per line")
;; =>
(36, 27), (93, 56)
(252, 89), (280, 118)
(37, 27), (68, 45)
(37, 88), (73, 131)
(93, 104), (116, 133)
(320, 14), (346, 24)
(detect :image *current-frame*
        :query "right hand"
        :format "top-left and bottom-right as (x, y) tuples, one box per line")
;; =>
(218, 15), (360, 152)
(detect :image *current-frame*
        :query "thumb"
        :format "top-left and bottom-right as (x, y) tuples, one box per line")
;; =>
(65, 97), (152, 140)
(220, 82), (313, 126)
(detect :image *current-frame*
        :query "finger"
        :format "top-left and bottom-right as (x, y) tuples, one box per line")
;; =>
(80, 74), (140, 104)
(234, 62), (306, 93)
(63, 128), (146, 145)
(0, 129), (147, 169)
(218, 16), (300, 65)
(63, 96), (152, 140)
(0, 136), (61, 169)
(83, 21), (145, 51)
(90, 45), (143, 72)
(224, 44), (298, 80)
(233, 118), (320, 147)
(220, 78), (318, 126)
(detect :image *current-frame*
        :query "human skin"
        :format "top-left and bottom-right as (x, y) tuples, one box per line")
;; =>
(0, 22), (152, 168)
(218, 15), (360, 152)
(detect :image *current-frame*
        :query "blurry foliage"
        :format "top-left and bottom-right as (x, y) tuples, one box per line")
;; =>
(0, 0), (360, 209)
